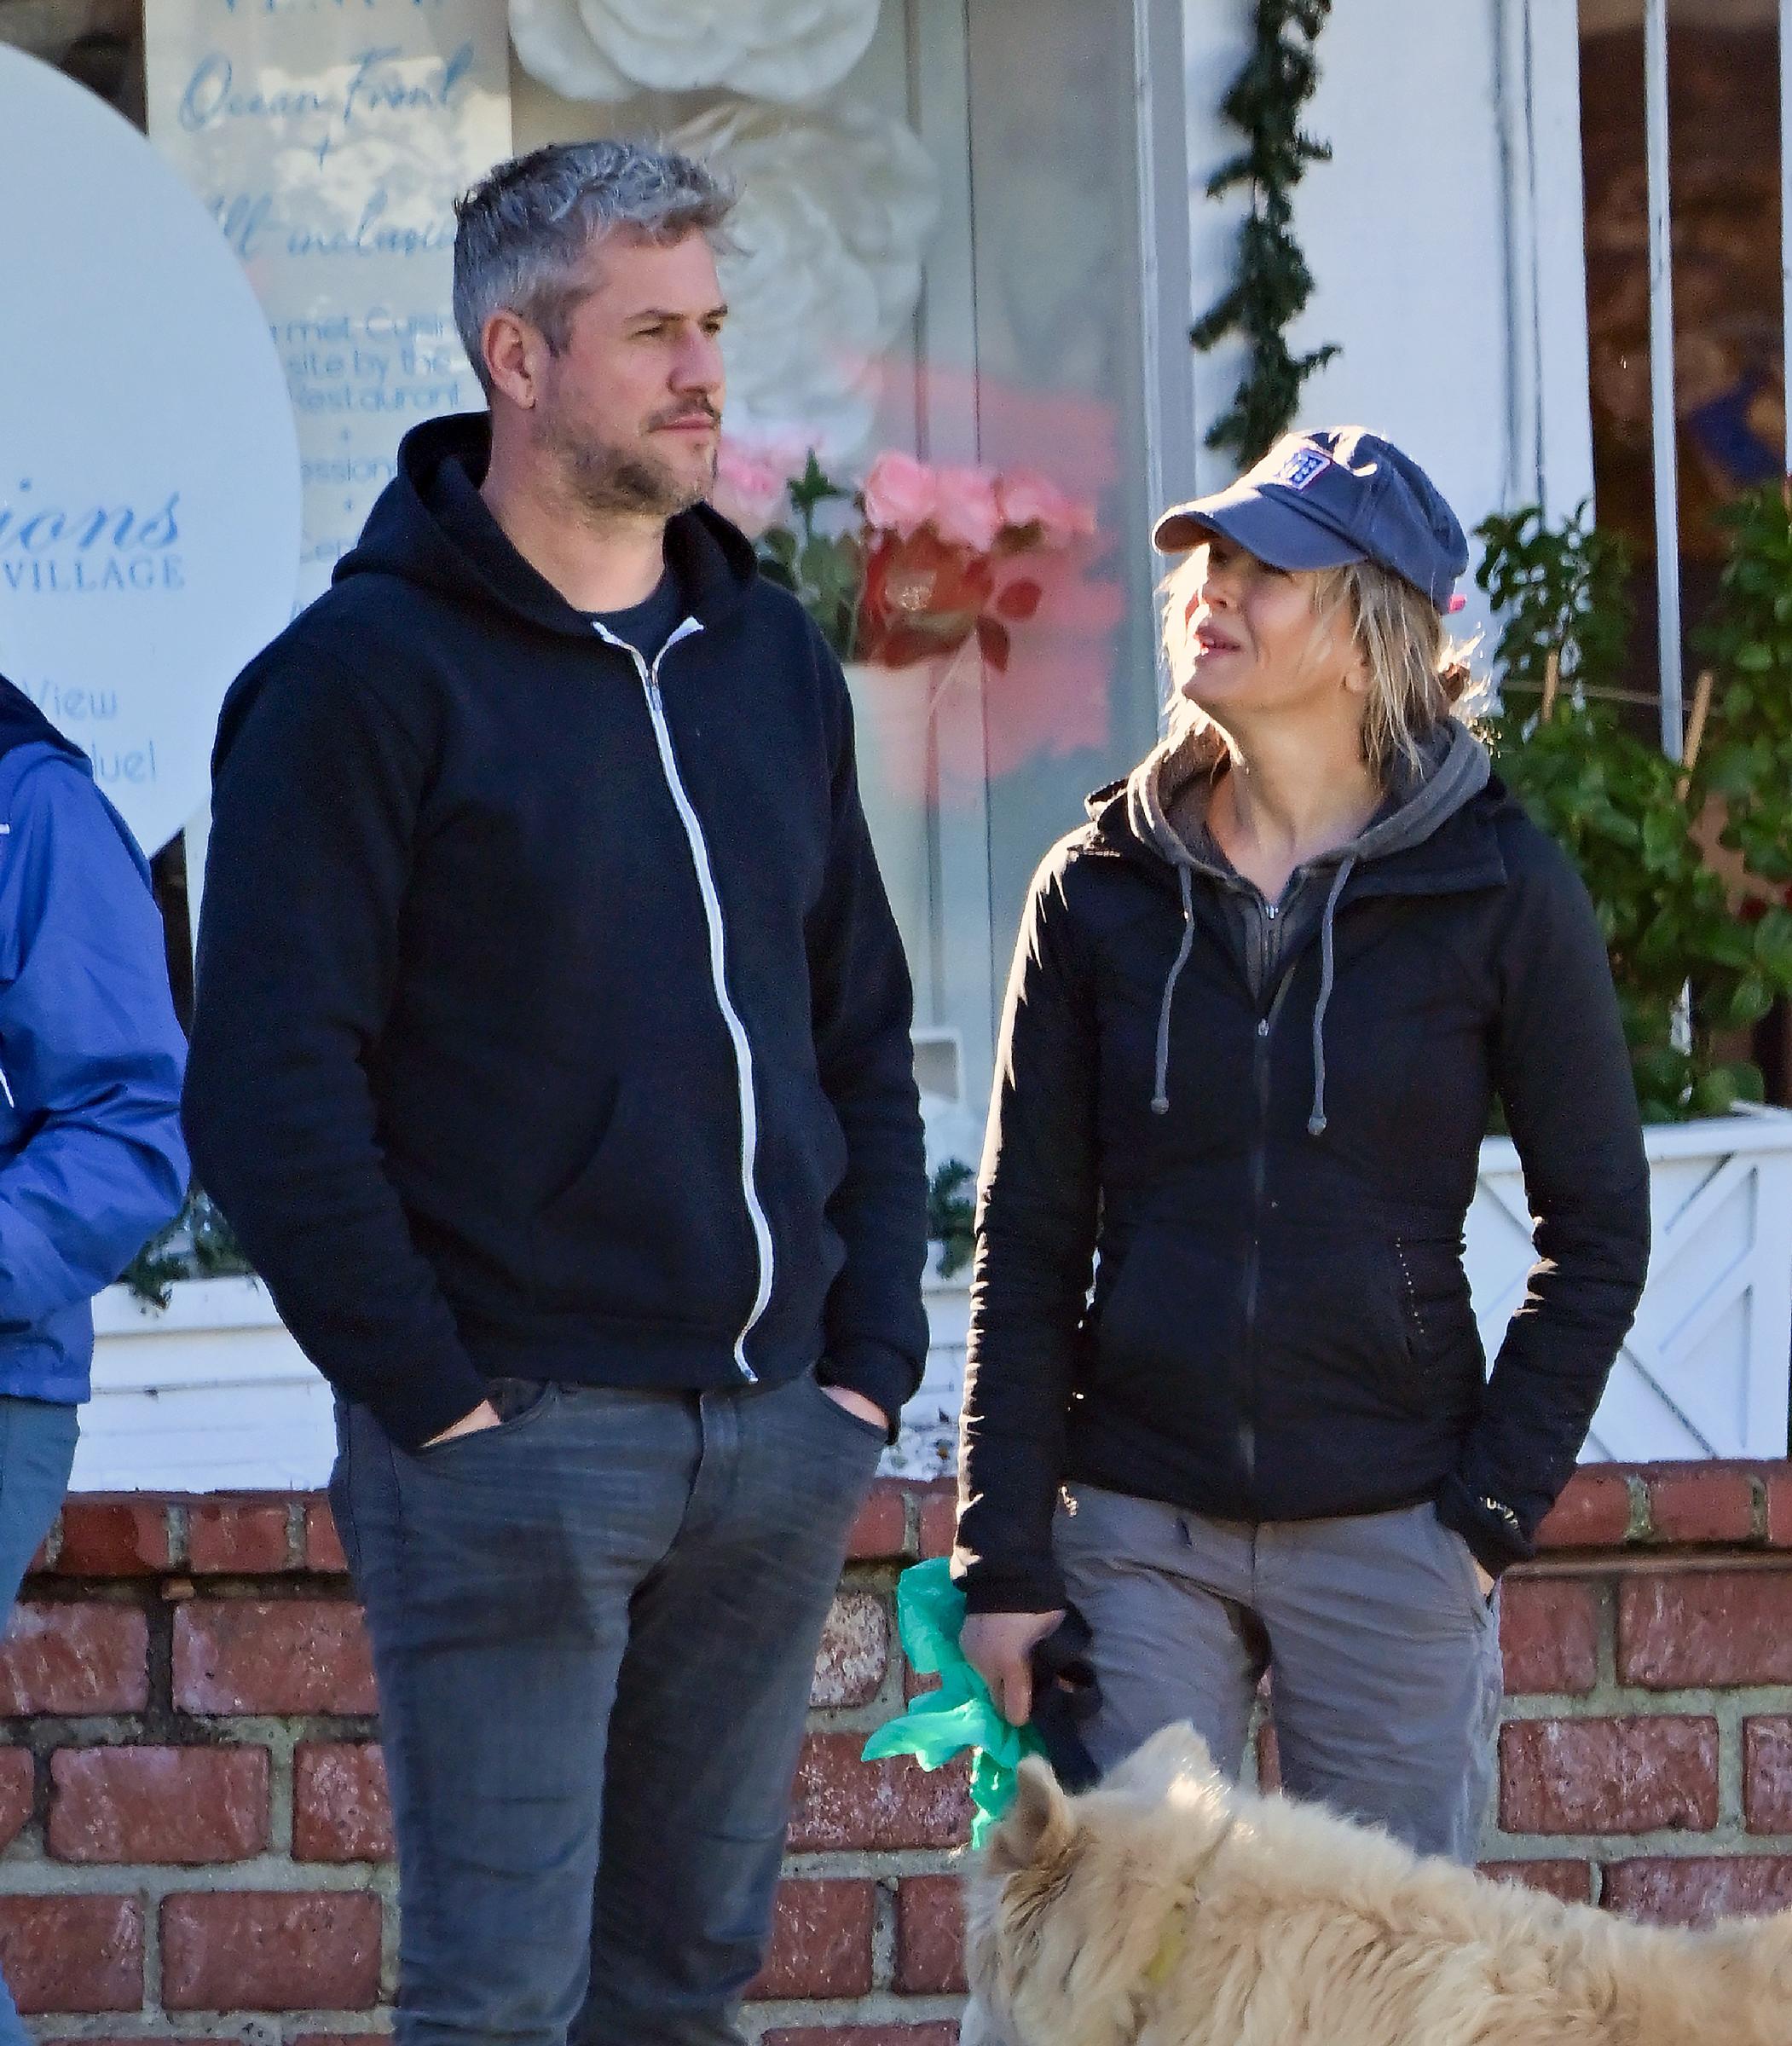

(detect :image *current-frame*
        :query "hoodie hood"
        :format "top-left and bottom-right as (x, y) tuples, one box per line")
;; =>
(0, 673), (91, 772)
(334, 412), (760, 639)
(1124, 714), (1491, 882)
(1107, 716), (1492, 1134)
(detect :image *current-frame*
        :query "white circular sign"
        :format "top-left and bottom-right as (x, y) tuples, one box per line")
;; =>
(0, 48), (299, 854)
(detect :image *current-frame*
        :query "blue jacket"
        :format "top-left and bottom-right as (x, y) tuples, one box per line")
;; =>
(0, 674), (189, 1403)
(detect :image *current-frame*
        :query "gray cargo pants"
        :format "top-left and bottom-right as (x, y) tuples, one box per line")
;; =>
(1053, 1482), (1501, 1862)
(330, 1367), (884, 2046)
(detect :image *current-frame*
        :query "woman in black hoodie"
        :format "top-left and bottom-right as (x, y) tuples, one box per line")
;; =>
(952, 429), (1649, 1860)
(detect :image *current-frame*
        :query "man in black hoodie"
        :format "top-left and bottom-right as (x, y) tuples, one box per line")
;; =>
(183, 142), (928, 2045)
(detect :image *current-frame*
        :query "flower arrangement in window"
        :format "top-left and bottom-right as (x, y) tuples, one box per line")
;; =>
(713, 440), (1095, 670)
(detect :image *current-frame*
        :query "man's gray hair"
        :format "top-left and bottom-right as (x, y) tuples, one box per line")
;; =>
(453, 140), (735, 393)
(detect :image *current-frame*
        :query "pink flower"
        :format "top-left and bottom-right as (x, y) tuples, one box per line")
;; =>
(931, 465), (1003, 553)
(997, 470), (1096, 546)
(863, 450), (938, 538)
(710, 435), (805, 539)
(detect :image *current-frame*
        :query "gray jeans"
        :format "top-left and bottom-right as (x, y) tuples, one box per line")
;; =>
(0, 1396), (80, 2046)
(1053, 1483), (1501, 1862)
(330, 1367), (883, 2046)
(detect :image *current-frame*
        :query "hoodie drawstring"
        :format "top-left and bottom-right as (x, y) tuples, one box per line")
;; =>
(1305, 854), (1357, 1138)
(1150, 865), (1196, 1115)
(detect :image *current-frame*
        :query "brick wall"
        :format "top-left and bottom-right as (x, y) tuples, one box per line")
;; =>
(0, 1465), (1788, 2041)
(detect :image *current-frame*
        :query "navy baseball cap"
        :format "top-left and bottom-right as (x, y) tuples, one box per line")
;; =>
(1152, 427), (1469, 614)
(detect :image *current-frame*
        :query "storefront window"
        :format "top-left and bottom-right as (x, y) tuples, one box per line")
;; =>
(515, 0), (1166, 1170)
(1580, 0), (1785, 674)
(7, 0), (1174, 1177)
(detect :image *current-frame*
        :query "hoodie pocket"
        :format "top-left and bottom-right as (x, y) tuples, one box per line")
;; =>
(529, 1076), (754, 1329)
(1090, 1223), (1245, 1454)
(1256, 1235), (1424, 1420)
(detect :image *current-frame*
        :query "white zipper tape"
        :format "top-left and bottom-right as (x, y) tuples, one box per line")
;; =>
(592, 616), (773, 1380)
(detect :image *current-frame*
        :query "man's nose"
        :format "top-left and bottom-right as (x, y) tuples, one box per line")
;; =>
(672, 327), (725, 397)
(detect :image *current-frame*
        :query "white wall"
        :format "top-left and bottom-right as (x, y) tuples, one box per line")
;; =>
(1182, 0), (1596, 650)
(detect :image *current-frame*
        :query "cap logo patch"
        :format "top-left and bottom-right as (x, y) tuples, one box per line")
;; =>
(1273, 444), (1332, 492)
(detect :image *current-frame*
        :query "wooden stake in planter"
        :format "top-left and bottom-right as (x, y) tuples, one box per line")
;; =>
(1539, 649), (1560, 722)
(1675, 668), (1714, 801)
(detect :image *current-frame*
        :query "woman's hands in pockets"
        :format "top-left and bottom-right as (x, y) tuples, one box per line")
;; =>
(962, 1609), (1067, 1725)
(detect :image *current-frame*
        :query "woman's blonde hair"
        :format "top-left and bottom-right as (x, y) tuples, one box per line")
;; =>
(1160, 546), (1474, 782)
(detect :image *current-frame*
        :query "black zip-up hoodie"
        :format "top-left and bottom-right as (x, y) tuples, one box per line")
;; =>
(182, 413), (929, 1448)
(953, 720), (1650, 1608)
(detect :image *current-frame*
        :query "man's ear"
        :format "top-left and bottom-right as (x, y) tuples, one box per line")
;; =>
(984, 1758), (1074, 1876)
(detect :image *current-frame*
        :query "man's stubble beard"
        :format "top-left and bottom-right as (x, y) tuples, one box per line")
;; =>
(539, 408), (718, 523)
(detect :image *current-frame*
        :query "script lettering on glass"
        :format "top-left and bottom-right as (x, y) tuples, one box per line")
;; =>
(146, 0), (512, 604)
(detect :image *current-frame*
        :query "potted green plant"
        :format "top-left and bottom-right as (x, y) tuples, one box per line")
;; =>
(1461, 498), (1792, 1460)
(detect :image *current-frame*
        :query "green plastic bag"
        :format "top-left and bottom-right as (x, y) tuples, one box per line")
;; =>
(861, 1558), (1044, 1847)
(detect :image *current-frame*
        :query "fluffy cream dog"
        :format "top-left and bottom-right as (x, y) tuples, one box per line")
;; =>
(964, 1725), (1792, 2046)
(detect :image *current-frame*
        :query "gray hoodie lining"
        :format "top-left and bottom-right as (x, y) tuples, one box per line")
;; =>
(1124, 720), (1492, 1130)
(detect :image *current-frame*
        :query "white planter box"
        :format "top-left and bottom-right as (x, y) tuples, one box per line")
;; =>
(79, 1276), (333, 1493)
(74, 1107), (1792, 1493)
(1465, 1107), (1792, 1462)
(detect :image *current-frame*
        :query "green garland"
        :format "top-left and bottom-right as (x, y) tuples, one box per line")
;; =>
(1191, 0), (1338, 466)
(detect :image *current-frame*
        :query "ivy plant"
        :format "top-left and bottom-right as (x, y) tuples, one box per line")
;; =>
(1191, 0), (1338, 466)
(121, 1186), (253, 1308)
(927, 1159), (976, 1281)
(1698, 482), (1792, 887)
(1477, 503), (1792, 1121)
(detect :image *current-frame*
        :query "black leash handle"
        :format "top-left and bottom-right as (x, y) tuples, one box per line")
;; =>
(1027, 1602), (1102, 1791)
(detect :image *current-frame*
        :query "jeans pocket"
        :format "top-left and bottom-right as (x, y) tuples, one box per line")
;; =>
(407, 1380), (562, 1464)
(1435, 1516), (1496, 1620)
(805, 1367), (889, 1447)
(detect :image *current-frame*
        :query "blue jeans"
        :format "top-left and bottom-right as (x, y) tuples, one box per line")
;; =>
(331, 1367), (883, 2045)
(0, 1396), (79, 2045)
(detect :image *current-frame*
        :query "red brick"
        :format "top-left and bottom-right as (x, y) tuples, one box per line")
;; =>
(1604, 1855), (1792, 1926)
(294, 1741), (393, 1862)
(1499, 1718), (1718, 1835)
(903, 1654), (940, 1702)
(1500, 1576), (1600, 1696)
(0, 1895), (142, 2014)
(1479, 1858), (1595, 1904)
(1745, 1717), (1792, 1835)
(1617, 1570), (1792, 1688)
(304, 1498), (350, 1574)
(916, 1481), (956, 1559)
(160, 1891), (383, 2010)
(0, 1603), (147, 1714)
(809, 1590), (888, 1709)
(49, 1745), (269, 1864)
(53, 1499), (173, 1576)
(764, 2031), (961, 2046)
(846, 1480), (910, 1560)
(173, 1599), (377, 1714)
(748, 1880), (874, 2000)
(0, 1746), (33, 1851)
(788, 1735), (970, 1852)
(1766, 1465), (1792, 1548)
(1645, 1465), (1760, 1546)
(1535, 1470), (1635, 1551)
(895, 1872), (965, 1994)
(186, 1498), (294, 1575)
